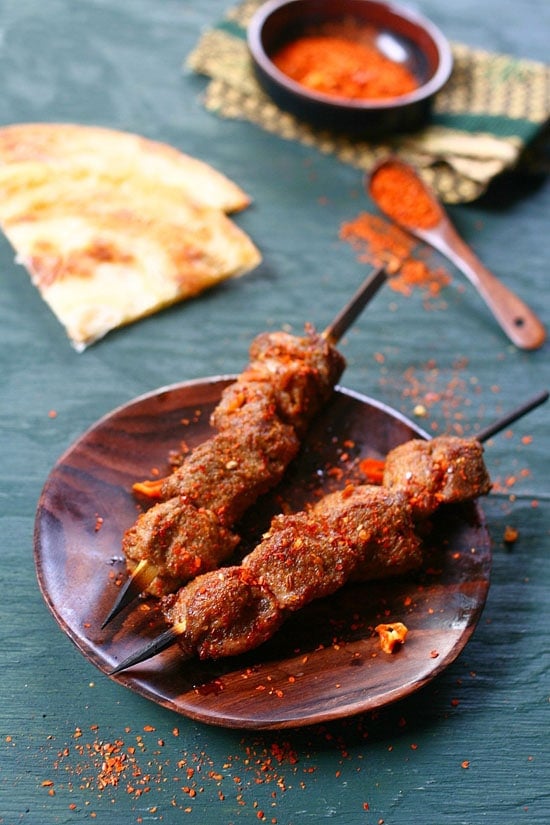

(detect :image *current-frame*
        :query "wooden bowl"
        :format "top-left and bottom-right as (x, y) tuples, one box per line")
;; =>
(247, 0), (453, 137)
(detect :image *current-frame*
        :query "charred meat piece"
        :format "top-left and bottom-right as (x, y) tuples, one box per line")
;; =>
(161, 567), (283, 660)
(161, 485), (422, 661)
(211, 328), (345, 436)
(245, 486), (421, 608)
(159, 404), (300, 524)
(313, 486), (424, 581)
(122, 498), (240, 598)
(383, 436), (492, 520)
(123, 417), (299, 595)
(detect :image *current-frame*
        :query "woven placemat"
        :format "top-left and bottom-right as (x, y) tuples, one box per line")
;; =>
(187, 0), (550, 203)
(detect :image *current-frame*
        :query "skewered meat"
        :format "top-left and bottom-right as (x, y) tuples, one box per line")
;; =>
(383, 435), (492, 520)
(121, 498), (241, 597)
(122, 327), (346, 596)
(111, 390), (549, 673)
(210, 329), (344, 434)
(156, 405), (300, 524)
(161, 485), (422, 661)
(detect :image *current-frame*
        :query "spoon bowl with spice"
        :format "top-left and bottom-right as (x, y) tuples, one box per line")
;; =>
(368, 158), (546, 350)
(248, 0), (453, 137)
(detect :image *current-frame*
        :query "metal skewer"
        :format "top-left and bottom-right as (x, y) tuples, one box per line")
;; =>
(110, 622), (187, 675)
(102, 266), (388, 629)
(108, 389), (548, 675)
(322, 265), (386, 343)
(473, 389), (548, 443)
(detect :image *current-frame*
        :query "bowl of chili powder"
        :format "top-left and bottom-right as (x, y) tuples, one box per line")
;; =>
(247, 0), (453, 137)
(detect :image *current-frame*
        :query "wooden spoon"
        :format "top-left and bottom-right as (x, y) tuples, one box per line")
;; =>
(367, 158), (546, 350)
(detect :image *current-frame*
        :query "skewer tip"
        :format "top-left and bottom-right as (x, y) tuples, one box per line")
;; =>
(101, 559), (158, 629)
(109, 623), (185, 675)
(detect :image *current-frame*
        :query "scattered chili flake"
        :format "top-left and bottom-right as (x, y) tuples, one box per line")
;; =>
(359, 457), (385, 484)
(503, 525), (519, 544)
(339, 212), (451, 301)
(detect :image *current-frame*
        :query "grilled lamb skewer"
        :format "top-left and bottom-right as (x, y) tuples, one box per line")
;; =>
(121, 327), (344, 597)
(102, 267), (387, 626)
(110, 485), (421, 672)
(380, 389), (549, 519)
(108, 390), (547, 673)
(383, 435), (492, 520)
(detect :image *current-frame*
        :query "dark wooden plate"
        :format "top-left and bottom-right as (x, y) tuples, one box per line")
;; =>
(34, 378), (491, 729)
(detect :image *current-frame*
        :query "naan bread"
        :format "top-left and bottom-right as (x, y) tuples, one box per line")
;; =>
(0, 123), (261, 350)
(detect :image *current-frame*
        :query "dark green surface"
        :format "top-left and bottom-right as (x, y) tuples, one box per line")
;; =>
(0, 2), (548, 823)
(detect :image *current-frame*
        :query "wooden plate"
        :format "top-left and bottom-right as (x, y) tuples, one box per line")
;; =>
(34, 378), (491, 729)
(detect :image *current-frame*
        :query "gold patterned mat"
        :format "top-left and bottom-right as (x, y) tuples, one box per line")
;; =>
(187, 0), (550, 203)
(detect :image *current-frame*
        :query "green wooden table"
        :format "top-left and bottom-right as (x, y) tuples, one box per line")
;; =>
(1, 2), (548, 823)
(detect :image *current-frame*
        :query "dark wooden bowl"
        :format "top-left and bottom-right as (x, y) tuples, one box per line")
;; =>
(34, 379), (490, 729)
(247, 0), (453, 137)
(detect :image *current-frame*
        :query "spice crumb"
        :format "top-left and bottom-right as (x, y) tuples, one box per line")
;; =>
(375, 622), (408, 653)
(503, 525), (519, 544)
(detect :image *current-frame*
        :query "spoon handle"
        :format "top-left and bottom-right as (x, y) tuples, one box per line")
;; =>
(427, 223), (546, 350)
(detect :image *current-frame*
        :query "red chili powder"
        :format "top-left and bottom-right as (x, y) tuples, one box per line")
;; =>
(370, 162), (442, 229)
(339, 212), (451, 297)
(272, 34), (417, 100)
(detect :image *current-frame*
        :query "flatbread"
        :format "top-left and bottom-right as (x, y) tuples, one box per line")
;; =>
(0, 123), (261, 350)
